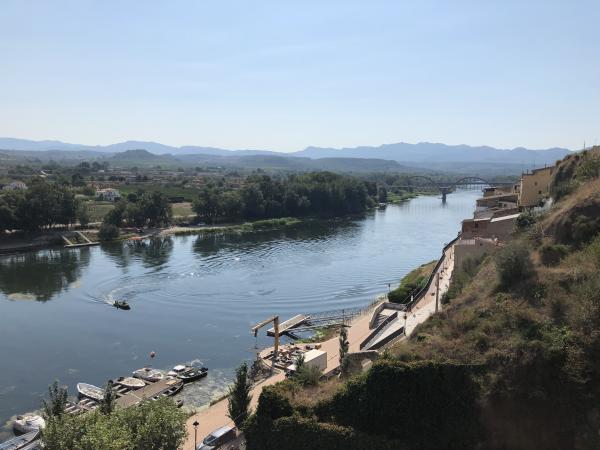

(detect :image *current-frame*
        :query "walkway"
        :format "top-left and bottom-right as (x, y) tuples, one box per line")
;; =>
(182, 302), (381, 449)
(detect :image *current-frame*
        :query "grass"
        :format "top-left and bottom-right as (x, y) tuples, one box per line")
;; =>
(171, 202), (194, 217)
(118, 184), (199, 202)
(85, 201), (115, 223)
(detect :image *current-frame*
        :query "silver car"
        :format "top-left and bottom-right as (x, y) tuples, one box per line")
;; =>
(196, 425), (237, 450)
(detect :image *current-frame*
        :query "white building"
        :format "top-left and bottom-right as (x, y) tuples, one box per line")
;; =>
(2, 181), (27, 191)
(95, 188), (121, 202)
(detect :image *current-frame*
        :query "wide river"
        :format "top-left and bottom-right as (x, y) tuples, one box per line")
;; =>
(0, 189), (479, 437)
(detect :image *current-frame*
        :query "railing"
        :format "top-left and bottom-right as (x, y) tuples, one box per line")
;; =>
(360, 311), (398, 350)
(369, 326), (405, 350)
(403, 236), (459, 312)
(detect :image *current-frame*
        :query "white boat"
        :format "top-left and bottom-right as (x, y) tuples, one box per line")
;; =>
(132, 367), (167, 382)
(115, 376), (145, 389)
(0, 431), (39, 450)
(77, 382), (104, 402)
(13, 414), (45, 433)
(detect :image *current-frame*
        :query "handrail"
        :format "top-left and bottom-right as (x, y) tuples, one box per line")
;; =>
(404, 235), (459, 312)
(360, 311), (398, 350)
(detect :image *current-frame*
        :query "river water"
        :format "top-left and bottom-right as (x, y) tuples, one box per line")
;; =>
(0, 189), (479, 438)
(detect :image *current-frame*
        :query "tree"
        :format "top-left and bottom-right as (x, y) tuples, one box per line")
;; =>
(42, 380), (68, 418)
(103, 201), (127, 227)
(99, 381), (116, 414)
(494, 243), (534, 289)
(228, 361), (252, 428)
(98, 223), (120, 241)
(77, 201), (90, 227)
(339, 326), (350, 375)
(42, 398), (186, 450)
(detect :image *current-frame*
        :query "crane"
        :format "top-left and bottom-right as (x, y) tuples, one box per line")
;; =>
(251, 315), (280, 369)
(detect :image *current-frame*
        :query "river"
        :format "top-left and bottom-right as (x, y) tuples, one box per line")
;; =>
(0, 189), (479, 438)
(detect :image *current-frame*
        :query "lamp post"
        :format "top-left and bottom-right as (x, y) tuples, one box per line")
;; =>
(193, 420), (199, 449)
(403, 312), (408, 335)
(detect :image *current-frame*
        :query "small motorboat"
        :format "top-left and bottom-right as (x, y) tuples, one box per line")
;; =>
(112, 300), (130, 310)
(168, 364), (208, 382)
(0, 431), (39, 450)
(13, 414), (45, 434)
(132, 367), (167, 382)
(115, 376), (145, 389)
(77, 383), (104, 402)
(150, 378), (183, 400)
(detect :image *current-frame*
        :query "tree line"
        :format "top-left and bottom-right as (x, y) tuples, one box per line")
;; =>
(192, 172), (375, 223)
(0, 178), (89, 232)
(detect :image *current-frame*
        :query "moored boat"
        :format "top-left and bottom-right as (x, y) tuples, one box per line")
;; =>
(77, 382), (104, 402)
(0, 431), (39, 450)
(115, 376), (145, 389)
(132, 367), (167, 382)
(13, 414), (45, 434)
(167, 364), (208, 382)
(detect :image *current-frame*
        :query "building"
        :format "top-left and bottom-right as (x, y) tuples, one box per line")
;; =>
(519, 166), (554, 207)
(95, 188), (121, 202)
(461, 213), (519, 240)
(454, 237), (501, 269)
(2, 181), (27, 191)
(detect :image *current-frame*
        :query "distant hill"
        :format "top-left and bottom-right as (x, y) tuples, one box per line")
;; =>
(0, 137), (572, 174)
(293, 142), (571, 166)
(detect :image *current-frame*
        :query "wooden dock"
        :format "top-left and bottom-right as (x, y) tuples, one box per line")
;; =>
(267, 314), (310, 336)
(62, 231), (100, 248)
(115, 378), (182, 409)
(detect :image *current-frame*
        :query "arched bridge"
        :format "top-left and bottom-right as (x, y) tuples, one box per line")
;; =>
(388, 176), (514, 201)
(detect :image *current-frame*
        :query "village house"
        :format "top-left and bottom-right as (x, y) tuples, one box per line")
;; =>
(518, 166), (554, 207)
(95, 188), (121, 202)
(2, 180), (28, 191)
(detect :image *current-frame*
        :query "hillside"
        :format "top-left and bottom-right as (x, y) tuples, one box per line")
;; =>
(242, 147), (600, 450)
(0, 137), (571, 174)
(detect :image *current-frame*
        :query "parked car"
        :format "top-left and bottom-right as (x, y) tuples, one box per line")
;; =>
(196, 425), (236, 450)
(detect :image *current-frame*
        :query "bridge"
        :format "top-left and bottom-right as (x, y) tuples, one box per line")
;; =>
(388, 176), (515, 202)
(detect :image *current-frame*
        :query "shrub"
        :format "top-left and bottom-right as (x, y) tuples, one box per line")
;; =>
(494, 243), (534, 290)
(572, 215), (600, 245)
(540, 244), (569, 266)
(516, 211), (536, 231)
(98, 223), (120, 241)
(316, 360), (482, 449)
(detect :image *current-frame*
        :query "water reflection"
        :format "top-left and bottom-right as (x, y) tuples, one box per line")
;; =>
(0, 248), (91, 301)
(100, 237), (174, 269)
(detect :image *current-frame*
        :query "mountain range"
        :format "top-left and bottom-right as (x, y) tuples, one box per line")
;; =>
(0, 137), (572, 174)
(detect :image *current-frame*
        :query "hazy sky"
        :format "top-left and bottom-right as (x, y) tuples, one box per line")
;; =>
(1, 1), (598, 151)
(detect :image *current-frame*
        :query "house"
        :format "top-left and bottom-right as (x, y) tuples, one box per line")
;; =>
(95, 188), (121, 202)
(454, 237), (501, 268)
(2, 181), (27, 191)
(461, 213), (519, 240)
(519, 166), (554, 207)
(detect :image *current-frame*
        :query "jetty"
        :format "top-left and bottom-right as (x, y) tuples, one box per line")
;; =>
(116, 378), (182, 409)
(267, 314), (309, 337)
(61, 231), (100, 248)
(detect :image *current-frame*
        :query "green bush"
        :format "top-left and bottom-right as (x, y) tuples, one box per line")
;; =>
(572, 215), (600, 246)
(388, 274), (427, 303)
(516, 211), (536, 231)
(540, 244), (569, 266)
(315, 360), (482, 449)
(494, 243), (534, 289)
(98, 223), (120, 241)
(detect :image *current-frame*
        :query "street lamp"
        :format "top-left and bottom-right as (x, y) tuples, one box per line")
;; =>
(403, 312), (408, 335)
(193, 420), (199, 449)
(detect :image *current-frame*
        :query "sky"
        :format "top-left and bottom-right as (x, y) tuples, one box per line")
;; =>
(0, 0), (599, 152)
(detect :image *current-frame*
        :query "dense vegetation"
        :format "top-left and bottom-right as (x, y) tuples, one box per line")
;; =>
(192, 172), (373, 223)
(244, 359), (482, 450)
(0, 178), (88, 232)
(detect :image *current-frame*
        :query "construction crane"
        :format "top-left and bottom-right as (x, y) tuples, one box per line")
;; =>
(251, 315), (279, 368)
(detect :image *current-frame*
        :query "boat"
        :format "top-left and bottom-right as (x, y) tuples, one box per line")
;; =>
(167, 364), (208, 382)
(77, 382), (104, 402)
(0, 431), (39, 450)
(112, 300), (130, 310)
(115, 376), (145, 389)
(13, 414), (45, 433)
(132, 367), (167, 382)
